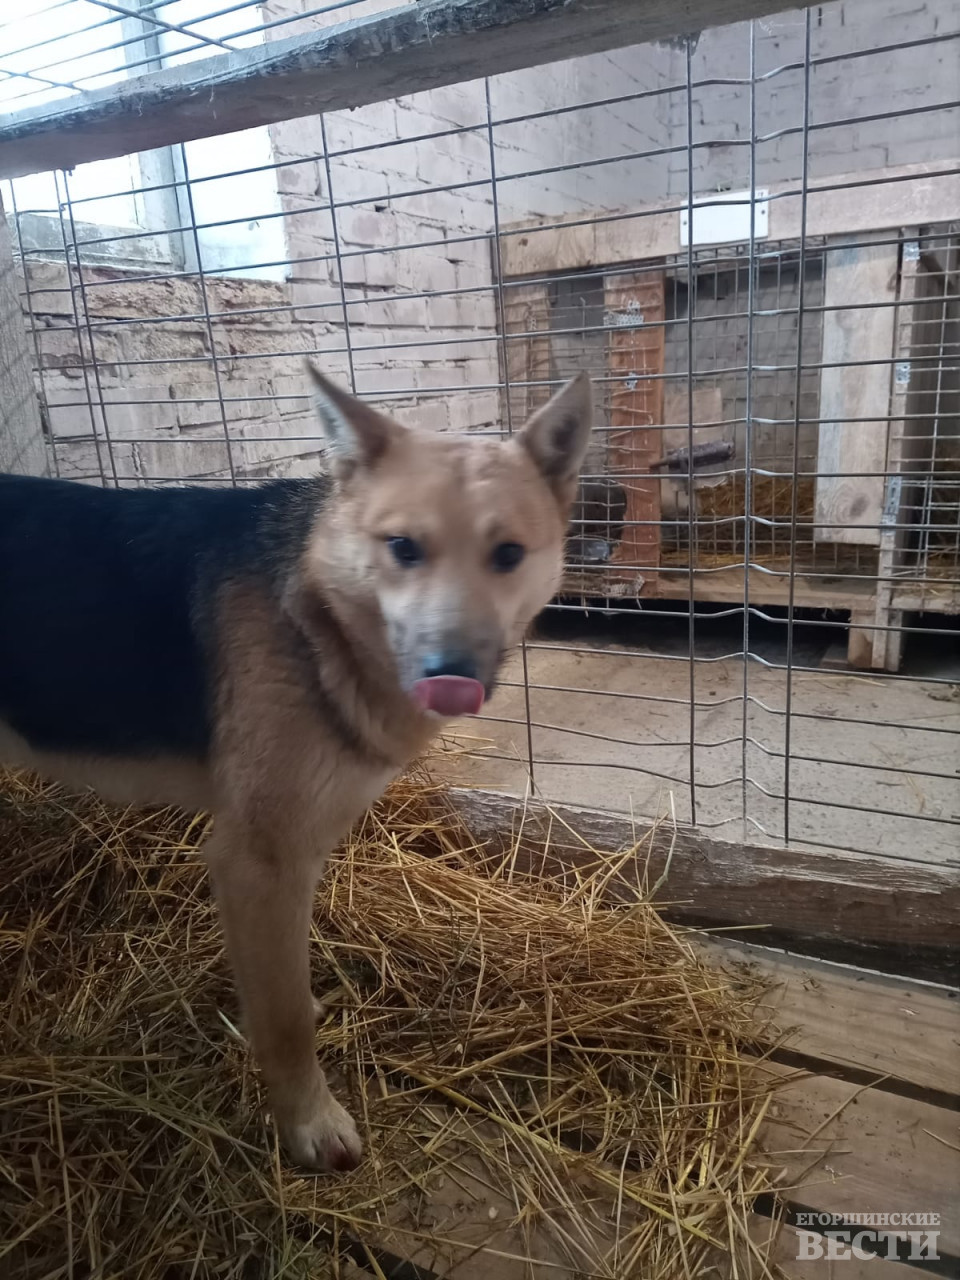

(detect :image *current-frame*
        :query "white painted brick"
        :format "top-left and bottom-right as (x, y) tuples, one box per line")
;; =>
(335, 206), (399, 249)
(340, 250), (397, 289)
(276, 161), (323, 198)
(392, 399), (450, 432)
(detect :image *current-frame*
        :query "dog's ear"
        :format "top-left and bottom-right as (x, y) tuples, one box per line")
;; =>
(306, 362), (402, 477)
(516, 372), (593, 508)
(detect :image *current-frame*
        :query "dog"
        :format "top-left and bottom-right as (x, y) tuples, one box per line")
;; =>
(0, 365), (593, 1171)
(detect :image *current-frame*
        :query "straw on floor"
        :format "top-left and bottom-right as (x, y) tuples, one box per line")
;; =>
(0, 764), (785, 1279)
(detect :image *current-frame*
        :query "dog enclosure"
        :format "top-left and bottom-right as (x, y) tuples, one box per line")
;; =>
(1, 1), (958, 1277)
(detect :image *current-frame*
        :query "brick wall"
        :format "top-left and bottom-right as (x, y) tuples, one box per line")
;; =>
(670, 1), (959, 196)
(22, 0), (958, 485)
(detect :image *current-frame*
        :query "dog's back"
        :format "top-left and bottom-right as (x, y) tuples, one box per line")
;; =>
(0, 473), (324, 760)
(1, 368), (595, 1172)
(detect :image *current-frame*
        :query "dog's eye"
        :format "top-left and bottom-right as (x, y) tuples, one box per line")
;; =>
(490, 541), (525, 573)
(386, 535), (425, 567)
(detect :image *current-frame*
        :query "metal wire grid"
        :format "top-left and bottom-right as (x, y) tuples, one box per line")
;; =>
(3, 4), (959, 869)
(0, 0), (373, 111)
(899, 229), (960, 581)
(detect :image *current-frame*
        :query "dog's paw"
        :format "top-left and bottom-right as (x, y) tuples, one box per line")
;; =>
(278, 1095), (362, 1173)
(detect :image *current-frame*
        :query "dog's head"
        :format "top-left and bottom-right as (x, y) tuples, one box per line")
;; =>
(302, 364), (592, 719)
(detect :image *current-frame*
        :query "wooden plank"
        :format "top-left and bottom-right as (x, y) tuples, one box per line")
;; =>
(692, 937), (960, 1097)
(0, 191), (48, 478)
(870, 236), (922, 671)
(370, 1109), (617, 1278)
(892, 581), (960, 615)
(814, 239), (898, 549)
(603, 271), (664, 593)
(500, 281), (553, 429)
(362, 946), (958, 1280)
(0, 0), (796, 180)
(741, 1219), (924, 1278)
(847, 608), (879, 671)
(444, 788), (960, 973)
(654, 563), (876, 610)
(500, 161), (960, 278)
(760, 1066), (960, 1257)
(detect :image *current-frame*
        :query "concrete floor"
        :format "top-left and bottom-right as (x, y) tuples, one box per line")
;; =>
(436, 608), (960, 868)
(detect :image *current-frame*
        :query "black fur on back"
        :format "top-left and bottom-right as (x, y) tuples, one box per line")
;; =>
(0, 474), (328, 759)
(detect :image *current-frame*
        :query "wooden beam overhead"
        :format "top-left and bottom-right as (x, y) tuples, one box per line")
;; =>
(0, 0), (796, 179)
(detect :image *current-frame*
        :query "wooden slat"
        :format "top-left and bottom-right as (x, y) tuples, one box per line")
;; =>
(740, 1219), (923, 1278)
(603, 271), (664, 593)
(0, 190), (47, 478)
(359, 942), (959, 1279)
(654, 563), (876, 609)
(692, 937), (960, 1097)
(759, 1065), (960, 1257)
(869, 235), (922, 671)
(814, 238), (899, 548)
(369, 1112), (610, 1278)
(500, 161), (960, 278)
(0, 0), (798, 180)
(500, 282), (553, 429)
(445, 788), (960, 973)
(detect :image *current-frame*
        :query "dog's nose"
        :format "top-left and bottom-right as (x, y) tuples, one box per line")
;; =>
(421, 653), (478, 681)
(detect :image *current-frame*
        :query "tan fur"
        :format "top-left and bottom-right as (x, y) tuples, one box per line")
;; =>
(0, 718), (213, 811)
(4, 369), (593, 1171)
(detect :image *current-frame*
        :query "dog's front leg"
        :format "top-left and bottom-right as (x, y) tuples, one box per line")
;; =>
(206, 817), (361, 1172)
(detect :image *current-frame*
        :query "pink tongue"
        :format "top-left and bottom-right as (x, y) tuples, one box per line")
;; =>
(413, 675), (485, 717)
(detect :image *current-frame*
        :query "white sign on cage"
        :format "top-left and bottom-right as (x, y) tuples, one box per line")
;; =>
(679, 188), (770, 247)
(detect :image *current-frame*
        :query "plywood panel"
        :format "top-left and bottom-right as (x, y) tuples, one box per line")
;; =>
(603, 271), (664, 593)
(813, 239), (898, 546)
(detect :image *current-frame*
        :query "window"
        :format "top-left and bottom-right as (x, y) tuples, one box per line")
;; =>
(0, 0), (287, 280)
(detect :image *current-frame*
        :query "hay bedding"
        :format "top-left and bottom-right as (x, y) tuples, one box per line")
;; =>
(0, 765), (783, 1280)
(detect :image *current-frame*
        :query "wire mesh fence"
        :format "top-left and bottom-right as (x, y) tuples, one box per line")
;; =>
(1, 0), (958, 867)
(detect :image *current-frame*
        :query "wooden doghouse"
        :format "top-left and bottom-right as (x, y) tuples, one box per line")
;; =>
(499, 166), (960, 671)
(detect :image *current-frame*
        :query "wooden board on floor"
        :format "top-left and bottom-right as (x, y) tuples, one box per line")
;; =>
(367, 1110), (620, 1279)
(355, 944), (959, 1279)
(814, 239), (899, 548)
(705, 941), (960, 1277)
(745, 1220), (924, 1278)
(760, 1065), (959, 1256)
(693, 937), (960, 1097)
